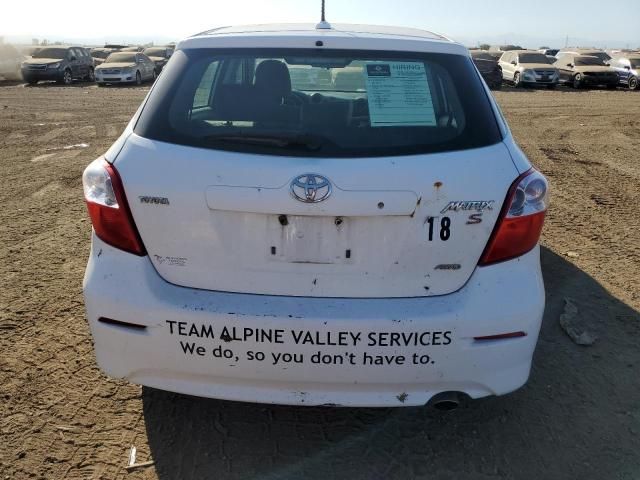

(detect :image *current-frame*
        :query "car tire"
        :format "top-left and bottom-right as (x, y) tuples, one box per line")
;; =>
(58, 69), (73, 85)
(152, 69), (157, 81)
(135, 71), (142, 85)
(628, 76), (638, 90)
(513, 72), (521, 87)
(87, 68), (95, 82)
(547, 84), (556, 90)
(572, 73), (582, 89)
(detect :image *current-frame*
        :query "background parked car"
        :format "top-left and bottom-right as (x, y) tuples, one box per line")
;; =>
(608, 54), (640, 90)
(331, 65), (366, 91)
(538, 48), (559, 56)
(553, 54), (619, 89)
(499, 50), (559, 88)
(21, 46), (95, 85)
(557, 48), (612, 64)
(470, 50), (502, 89)
(120, 46), (144, 52)
(95, 51), (156, 85)
(90, 47), (117, 66)
(0, 43), (25, 81)
(142, 46), (173, 73)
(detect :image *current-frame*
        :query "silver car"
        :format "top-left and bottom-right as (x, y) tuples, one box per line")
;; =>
(142, 47), (174, 73)
(499, 50), (559, 88)
(95, 52), (156, 85)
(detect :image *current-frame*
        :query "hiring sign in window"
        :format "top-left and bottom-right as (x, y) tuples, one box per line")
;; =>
(364, 62), (436, 127)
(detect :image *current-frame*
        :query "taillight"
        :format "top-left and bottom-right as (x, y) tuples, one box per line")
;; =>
(82, 158), (146, 255)
(479, 169), (548, 266)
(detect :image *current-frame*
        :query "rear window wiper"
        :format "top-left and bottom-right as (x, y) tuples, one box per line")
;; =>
(200, 132), (324, 151)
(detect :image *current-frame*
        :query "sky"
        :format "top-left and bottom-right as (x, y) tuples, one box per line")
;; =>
(1, 0), (638, 48)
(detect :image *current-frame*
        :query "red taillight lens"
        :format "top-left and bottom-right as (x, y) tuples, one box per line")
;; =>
(479, 169), (548, 266)
(83, 158), (146, 256)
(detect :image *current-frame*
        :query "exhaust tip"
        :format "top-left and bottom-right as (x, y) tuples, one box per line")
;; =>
(428, 391), (465, 411)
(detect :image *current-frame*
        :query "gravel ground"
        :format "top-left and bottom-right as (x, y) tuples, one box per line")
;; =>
(0, 82), (639, 480)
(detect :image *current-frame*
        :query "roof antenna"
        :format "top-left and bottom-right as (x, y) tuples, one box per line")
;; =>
(316, 0), (332, 29)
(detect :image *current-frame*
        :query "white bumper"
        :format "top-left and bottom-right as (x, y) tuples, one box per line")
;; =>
(83, 234), (545, 407)
(95, 72), (136, 83)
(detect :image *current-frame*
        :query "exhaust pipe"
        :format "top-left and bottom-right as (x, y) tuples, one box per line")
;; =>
(429, 391), (463, 411)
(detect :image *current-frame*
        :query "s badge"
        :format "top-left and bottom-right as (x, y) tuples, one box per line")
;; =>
(466, 213), (483, 224)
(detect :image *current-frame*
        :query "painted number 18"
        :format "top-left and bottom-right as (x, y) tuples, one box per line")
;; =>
(426, 216), (451, 241)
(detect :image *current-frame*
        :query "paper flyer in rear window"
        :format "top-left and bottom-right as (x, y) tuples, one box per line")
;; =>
(364, 62), (436, 127)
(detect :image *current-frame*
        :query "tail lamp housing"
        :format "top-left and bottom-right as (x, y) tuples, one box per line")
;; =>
(479, 169), (548, 265)
(82, 158), (146, 255)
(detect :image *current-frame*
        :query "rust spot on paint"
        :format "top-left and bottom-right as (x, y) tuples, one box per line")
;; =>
(397, 392), (409, 403)
(434, 181), (443, 188)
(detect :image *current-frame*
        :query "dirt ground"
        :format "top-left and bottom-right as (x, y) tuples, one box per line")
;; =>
(0, 82), (639, 480)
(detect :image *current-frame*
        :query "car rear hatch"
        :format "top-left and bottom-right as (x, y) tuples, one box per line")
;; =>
(117, 137), (517, 298)
(115, 46), (515, 298)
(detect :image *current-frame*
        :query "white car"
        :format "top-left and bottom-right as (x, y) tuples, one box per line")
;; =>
(498, 50), (559, 88)
(82, 23), (548, 408)
(94, 52), (157, 85)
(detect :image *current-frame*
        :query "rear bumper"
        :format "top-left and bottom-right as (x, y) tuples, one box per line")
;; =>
(83, 234), (545, 407)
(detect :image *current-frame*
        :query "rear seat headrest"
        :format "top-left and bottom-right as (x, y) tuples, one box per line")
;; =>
(255, 60), (292, 99)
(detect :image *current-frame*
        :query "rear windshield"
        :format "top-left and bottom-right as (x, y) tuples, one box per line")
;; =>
(518, 53), (551, 64)
(32, 48), (67, 59)
(105, 53), (136, 63)
(144, 48), (166, 57)
(574, 56), (605, 66)
(135, 48), (501, 158)
(581, 51), (611, 62)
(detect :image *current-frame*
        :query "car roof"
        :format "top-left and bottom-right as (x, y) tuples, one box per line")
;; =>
(106, 51), (137, 56)
(37, 46), (86, 52)
(612, 53), (640, 59)
(179, 23), (468, 56)
(560, 48), (603, 53)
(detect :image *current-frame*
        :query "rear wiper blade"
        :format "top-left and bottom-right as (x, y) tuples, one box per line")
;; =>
(201, 133), (324, 151)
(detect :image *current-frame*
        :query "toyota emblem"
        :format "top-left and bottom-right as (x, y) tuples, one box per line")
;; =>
(290, 174), (332, 203)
